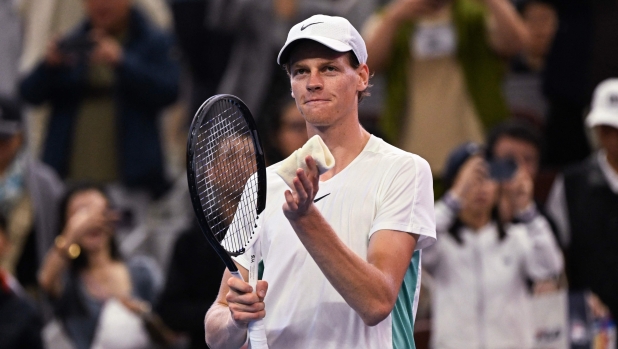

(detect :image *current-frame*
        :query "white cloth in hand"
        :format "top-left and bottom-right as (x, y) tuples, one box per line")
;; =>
(276, 135), (335, 189)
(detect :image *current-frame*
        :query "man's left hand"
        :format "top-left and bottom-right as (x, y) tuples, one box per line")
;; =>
(283, 156), (320, 220)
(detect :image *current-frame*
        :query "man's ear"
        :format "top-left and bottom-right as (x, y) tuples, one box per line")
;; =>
(291, 90), (295, 98)
(356, 63), (369, 92)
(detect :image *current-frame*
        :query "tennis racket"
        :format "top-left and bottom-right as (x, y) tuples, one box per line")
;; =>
(186, 94), (268, 349)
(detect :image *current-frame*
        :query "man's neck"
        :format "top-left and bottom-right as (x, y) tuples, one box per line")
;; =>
(308, 116), (370, 181)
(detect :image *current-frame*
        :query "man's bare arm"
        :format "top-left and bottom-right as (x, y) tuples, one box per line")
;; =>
(294, 214), (418, 325)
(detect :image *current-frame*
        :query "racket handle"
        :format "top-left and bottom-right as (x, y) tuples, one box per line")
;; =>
(230, 270), (244, 281)
(248, 319), (269, 349)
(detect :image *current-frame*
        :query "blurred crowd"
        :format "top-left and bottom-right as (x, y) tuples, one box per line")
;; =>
(0, 0), (616, 348)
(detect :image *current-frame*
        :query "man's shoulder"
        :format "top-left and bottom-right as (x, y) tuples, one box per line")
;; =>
(365, 137), (431, 173)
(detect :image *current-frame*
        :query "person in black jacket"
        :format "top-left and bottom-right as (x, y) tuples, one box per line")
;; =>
(0, 212), (44, 349)
(156, 219), (226, 349)
(546, 78), (618, 335)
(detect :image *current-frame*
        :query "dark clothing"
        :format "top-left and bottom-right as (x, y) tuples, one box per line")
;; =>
(170, 0), (234, 117)
(19, 9), (179, 197)
(563, 156), (618, 322)
(542, 0), (618, 167)
(156, 221), (226, 349)
(0, 286), (44, 349)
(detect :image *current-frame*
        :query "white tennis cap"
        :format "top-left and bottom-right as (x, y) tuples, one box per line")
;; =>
(586, 78), (618, 129)
(277, 14), (367, 66)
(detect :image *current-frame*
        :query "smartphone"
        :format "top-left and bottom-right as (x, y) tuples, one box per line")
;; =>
(488, 158), (517, 181)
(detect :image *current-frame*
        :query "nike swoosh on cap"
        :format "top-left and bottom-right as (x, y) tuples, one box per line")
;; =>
(301, 22), (323, 31)
(313, 193), (330, 203)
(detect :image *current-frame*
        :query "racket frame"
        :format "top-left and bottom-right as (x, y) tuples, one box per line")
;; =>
(186, 94), (267, 274)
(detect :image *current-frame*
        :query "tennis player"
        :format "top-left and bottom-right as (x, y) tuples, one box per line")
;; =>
(205, 15), (436, 349)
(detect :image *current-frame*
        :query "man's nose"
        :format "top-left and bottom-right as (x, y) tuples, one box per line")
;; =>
(306, 71), (323, 91)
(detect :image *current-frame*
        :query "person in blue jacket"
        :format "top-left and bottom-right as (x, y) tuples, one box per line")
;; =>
(20, 0), (179, 198)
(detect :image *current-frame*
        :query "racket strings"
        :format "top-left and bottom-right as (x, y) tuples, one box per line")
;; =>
(194, 99), (260, 255)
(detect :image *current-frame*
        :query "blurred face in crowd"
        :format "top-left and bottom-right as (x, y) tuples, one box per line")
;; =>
(85, 0), (131, 34)
(277, 102), (308, 158)
(288, 41), (368, 128)
(523, 2), (558, 58)
(67, 189), (114, 253)
(0, 133), (22, 174)
(492, 136), (540, 179)
(596, 125), (618, 166)
(463, 173), (499, 217)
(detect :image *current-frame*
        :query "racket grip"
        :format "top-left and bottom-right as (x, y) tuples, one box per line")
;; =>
(248, 319), (269, 349)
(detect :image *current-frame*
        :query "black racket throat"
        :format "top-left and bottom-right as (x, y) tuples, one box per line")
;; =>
(186, 94), (267, 272)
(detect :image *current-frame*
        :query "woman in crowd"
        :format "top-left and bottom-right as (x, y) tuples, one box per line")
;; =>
(423, 143), (563, 349)
(38, 183), (167, 349)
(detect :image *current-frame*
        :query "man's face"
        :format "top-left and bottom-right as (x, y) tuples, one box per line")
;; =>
(288, 41), (368, 127)
(596, 125), (618, 161)
(85, 0), (131, 33)
(492, 136), (540, 178)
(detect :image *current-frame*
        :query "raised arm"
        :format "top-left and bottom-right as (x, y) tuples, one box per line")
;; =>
(519, 208), (564, 280)
(484, 0), (529, 56)
(364, 0), (435, 73)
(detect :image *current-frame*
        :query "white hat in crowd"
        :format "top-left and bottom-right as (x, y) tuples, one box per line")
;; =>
(586, 78), (618, 129)
(277, 14), (367, 66)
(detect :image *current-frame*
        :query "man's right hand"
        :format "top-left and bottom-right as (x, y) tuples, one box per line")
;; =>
(226, 277), (269, 327)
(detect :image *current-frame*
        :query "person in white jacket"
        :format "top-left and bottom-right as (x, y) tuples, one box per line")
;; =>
(423, 142), (563, 349)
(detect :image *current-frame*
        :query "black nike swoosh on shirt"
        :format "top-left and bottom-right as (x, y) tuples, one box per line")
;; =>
(313, 193), (330, 203)
(301, 22), (323, 31)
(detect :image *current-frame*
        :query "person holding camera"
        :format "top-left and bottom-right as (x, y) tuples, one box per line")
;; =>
(422, 142), (563, 349)
(363, 0), (528, 177)
(19, 0), (179, 198)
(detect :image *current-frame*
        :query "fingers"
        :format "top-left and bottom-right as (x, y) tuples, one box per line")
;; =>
(256, 280), (269, 301)
(226, 278), (268, 324)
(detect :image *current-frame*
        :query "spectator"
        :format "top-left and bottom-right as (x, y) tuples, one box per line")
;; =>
(0, 211), (45, 349)
(364, 0), (528, 175)
(503, 0), (557, 125)
(0, 96), (64, 295)
(259, 98), (309, 165)
(19, 0), (179, 198)
(546, 78), (618, 325)
(38, 183), (166, 349)
(156, 219), (226, 349)
(423, 142), (563, 348)
(485, 118), (564, 264)
(542, 0), (618, 168)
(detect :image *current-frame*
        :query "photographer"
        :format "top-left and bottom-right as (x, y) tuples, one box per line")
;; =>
(19, 0), (179, 198)
(422, 142), (563, 349)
